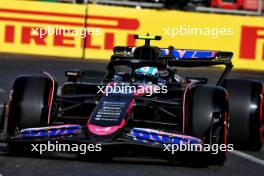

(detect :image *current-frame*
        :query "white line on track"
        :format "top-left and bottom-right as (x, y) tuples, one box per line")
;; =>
(230, 150), (264, 167)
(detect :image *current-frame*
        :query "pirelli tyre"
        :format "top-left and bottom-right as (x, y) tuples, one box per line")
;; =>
(7, 76), (57, 153)
(187, 86), (228, 165)
(222, 79), (263, 150)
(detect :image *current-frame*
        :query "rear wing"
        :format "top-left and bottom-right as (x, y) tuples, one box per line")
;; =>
(164, 49), (233, 67)
(112, 47), (233, 67)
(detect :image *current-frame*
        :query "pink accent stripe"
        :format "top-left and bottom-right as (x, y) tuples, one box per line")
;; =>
(182, 81), (198, 133)
(42, 71), (56, 125)
(88, 119), (126, 136)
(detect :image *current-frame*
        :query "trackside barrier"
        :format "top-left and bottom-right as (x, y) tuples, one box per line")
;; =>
(0, 0), (264, 70)
(0, 0), (86, 58)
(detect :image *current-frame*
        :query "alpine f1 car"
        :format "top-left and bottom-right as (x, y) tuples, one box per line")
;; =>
(0, 35), (263, 165)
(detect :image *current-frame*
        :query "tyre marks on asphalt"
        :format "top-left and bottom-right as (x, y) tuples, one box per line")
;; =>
(230, 150), (264, 167)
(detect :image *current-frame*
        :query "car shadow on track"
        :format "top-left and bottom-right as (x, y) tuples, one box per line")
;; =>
(0, 145), (210, 168)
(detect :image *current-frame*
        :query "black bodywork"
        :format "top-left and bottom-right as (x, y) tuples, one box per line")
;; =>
(59, 58), (231, 129)
(1, 35), (262, 165)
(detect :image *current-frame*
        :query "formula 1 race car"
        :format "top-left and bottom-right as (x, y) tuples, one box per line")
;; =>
(0, 35), (263, 165)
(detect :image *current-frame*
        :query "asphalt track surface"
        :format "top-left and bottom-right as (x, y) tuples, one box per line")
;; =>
(0, 54), (263, 176)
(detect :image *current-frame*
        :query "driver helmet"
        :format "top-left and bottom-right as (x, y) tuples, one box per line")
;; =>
(134, 66), (158, 83)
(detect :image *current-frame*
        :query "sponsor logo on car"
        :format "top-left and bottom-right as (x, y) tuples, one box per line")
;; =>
(129, 128), (202, 145)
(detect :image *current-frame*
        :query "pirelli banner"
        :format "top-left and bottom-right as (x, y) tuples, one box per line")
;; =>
(0, 0), (264, 70)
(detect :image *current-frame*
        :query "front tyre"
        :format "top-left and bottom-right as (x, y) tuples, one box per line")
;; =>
(7, 76), (57, 153)
(187, 86), (228, 165)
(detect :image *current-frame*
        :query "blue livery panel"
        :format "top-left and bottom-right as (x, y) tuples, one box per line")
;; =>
(129, 128), (202, 145)
(160, 49), (216, 59)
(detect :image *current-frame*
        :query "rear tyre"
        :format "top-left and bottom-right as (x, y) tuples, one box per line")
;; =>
(222, 79), (263, 150)
(7, 76), (57, 153)
(187, 86), (228, 165)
